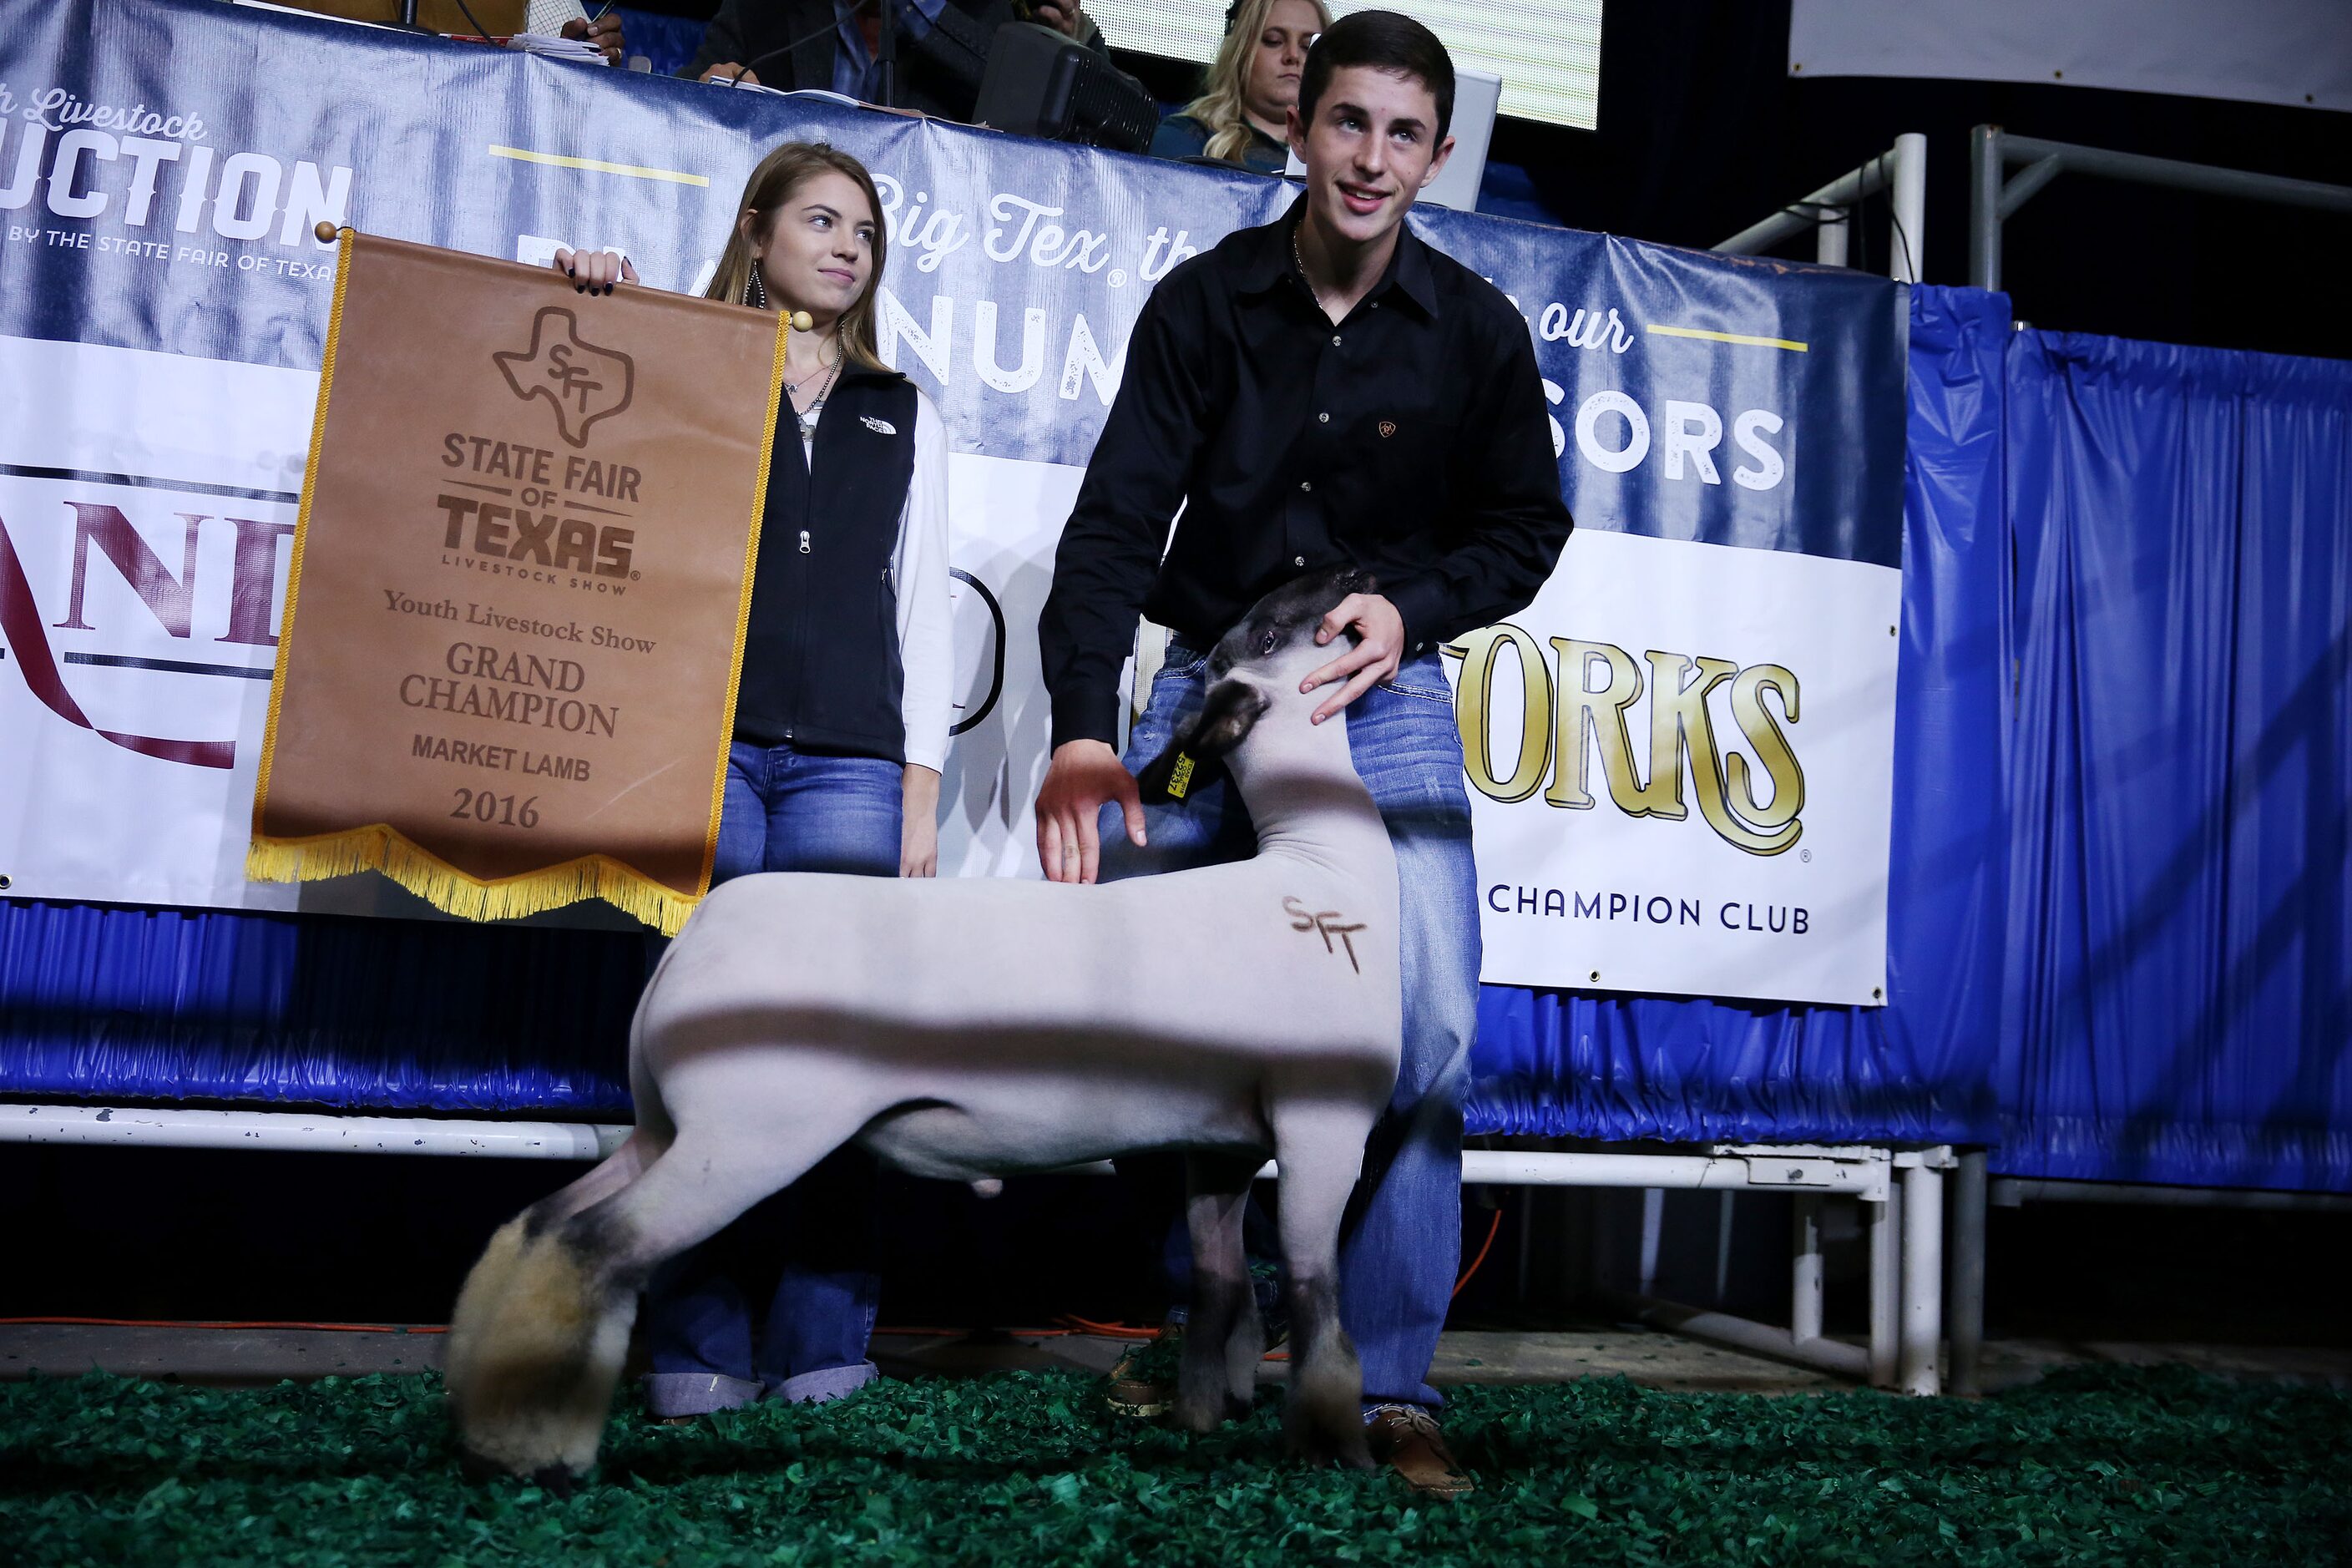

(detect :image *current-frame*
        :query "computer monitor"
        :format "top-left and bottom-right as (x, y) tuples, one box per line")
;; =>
(973, 22), (1161, 154)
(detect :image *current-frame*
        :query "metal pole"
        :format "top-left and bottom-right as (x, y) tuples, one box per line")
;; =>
(1950, 1150), (1987, 1396)
(1970, 124), (2002, 291)
(1899, 1162), (1944, 1395)
(1814, 207), (1849, 267)
(1715, 154), (1896, 258)
(0, 1102), (625, 1161)
(1998, 155), (2066, 220)
(2001, 133), (2352, 214)
(1712, 1190), (1736, 1305)
(1889, 131), (1927, 282)
(1638, 1187), (1666, 1297)
(1990, 1176), (2352, 1211)
(1598, 1290), (1869, 1380)
(1791, 1194), (1824, 1344)
(1866, 1192), (1899, 1387)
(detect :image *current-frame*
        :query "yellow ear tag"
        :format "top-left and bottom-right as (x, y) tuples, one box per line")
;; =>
(1166, 752), (1196, 799)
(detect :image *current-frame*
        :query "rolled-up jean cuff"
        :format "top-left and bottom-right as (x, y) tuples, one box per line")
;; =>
(768, 1360), (878, 1404)
(642, 1371), (762, 1416)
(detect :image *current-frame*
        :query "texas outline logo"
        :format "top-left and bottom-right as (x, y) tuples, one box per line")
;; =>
(492, 306), (635, 448)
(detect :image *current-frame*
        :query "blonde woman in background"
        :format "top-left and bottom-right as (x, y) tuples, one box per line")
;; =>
(1149, 0), (1332, 173)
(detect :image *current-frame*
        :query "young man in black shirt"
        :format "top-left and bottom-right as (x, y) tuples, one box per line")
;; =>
(1034, 11), (1571, 1497)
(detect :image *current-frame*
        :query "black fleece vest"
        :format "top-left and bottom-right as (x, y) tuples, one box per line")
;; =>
(732, 369), (919, 763)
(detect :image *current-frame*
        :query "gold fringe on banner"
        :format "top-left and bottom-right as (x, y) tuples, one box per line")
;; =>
(246, 827), (701, 934)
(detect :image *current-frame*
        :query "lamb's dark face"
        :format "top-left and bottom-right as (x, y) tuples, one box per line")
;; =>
(1207, 567), (1370, 681)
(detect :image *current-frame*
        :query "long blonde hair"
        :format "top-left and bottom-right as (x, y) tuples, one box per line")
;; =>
(706, 142), (890, 372)
(1184, 0), (1333, 164)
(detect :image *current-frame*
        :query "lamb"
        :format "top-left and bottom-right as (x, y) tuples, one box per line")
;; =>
(443, 567), (1402, 1484)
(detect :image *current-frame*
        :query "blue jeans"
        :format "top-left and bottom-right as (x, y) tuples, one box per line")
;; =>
(1100, 645), (1479, 1410)
(642, 740), (903, 1414)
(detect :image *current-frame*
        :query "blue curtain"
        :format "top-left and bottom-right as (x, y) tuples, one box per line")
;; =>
(2000, 331), (2352, 1191)
(1465, 284), (2010, 1146)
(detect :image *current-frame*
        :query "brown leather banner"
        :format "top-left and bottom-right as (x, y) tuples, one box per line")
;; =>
(250, 231), (784, 933)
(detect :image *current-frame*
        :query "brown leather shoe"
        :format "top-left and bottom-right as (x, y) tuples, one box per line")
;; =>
(1104, 1335), (1176, 1419)
(1365, 1405), (1475, 1500)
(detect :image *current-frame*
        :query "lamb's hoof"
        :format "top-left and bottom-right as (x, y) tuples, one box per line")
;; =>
(1171, 1399), (1220, 1435)
(456, 1446), (588, 1493)
(1171, 1390), (1252, 1434)
(1285, 1418), (1375, 1472)
(529, 1463), (584, 1498)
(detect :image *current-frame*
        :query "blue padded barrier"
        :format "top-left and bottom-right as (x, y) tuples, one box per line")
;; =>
(1999, 329), (2352, 1191)
(0, 900), (635, 1114)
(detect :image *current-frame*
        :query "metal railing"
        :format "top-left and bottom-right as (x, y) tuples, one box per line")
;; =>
(1717, 133), (1927, 282)
(2, 1102), (1955, 1393)
(1970, 126), (2352, 291)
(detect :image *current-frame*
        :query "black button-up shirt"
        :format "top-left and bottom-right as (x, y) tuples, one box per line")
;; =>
(1039, 200), (1574, 749)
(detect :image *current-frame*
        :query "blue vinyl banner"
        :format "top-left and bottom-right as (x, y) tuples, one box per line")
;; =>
(1, 0), (1905, 554)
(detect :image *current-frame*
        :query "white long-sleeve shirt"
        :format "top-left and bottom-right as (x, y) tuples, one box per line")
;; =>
(522, 0), (587, 34)
(798, 386), (954, 773)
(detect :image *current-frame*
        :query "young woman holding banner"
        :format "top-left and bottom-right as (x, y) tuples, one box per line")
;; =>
(554, 141), (952, 1416)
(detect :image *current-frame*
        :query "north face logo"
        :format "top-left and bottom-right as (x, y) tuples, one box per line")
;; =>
(493, 307), (635, 448)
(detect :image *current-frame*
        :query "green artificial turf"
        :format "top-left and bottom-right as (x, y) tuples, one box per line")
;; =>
(4, 1364), (2349, 1566)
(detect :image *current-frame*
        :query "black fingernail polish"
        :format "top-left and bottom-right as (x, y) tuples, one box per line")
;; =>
(604, 283), (615, 296)
(574, 282), (584, 292)
(565, 266), (574, 277)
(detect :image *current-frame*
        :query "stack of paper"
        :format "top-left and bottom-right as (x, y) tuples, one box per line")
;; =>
(509, 32), (604, 62)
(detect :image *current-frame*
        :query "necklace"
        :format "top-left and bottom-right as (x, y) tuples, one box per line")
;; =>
(784, 333), (842, 395)
(794, 355), (844, 440)
(1290, 222), (1326, 315)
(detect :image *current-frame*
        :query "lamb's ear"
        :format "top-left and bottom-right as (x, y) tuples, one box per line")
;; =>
(1136, 678), (1272, 804)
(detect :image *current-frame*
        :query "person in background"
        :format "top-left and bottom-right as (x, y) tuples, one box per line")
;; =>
(556, 142), (953, 1418)
(688, 0), (1105, 120)
(520, 0), (626, 62)
(1149, 0), (1329, 174)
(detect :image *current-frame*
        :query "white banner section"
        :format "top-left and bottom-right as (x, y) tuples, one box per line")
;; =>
(0, 335), (1075, 909)
(0, 336), (306, 911)
(1448, 528), (1899, 1008)
(1788, 0), (2352, 114)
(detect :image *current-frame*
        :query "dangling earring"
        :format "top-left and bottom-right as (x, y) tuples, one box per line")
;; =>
(744, 265), (769, 312)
